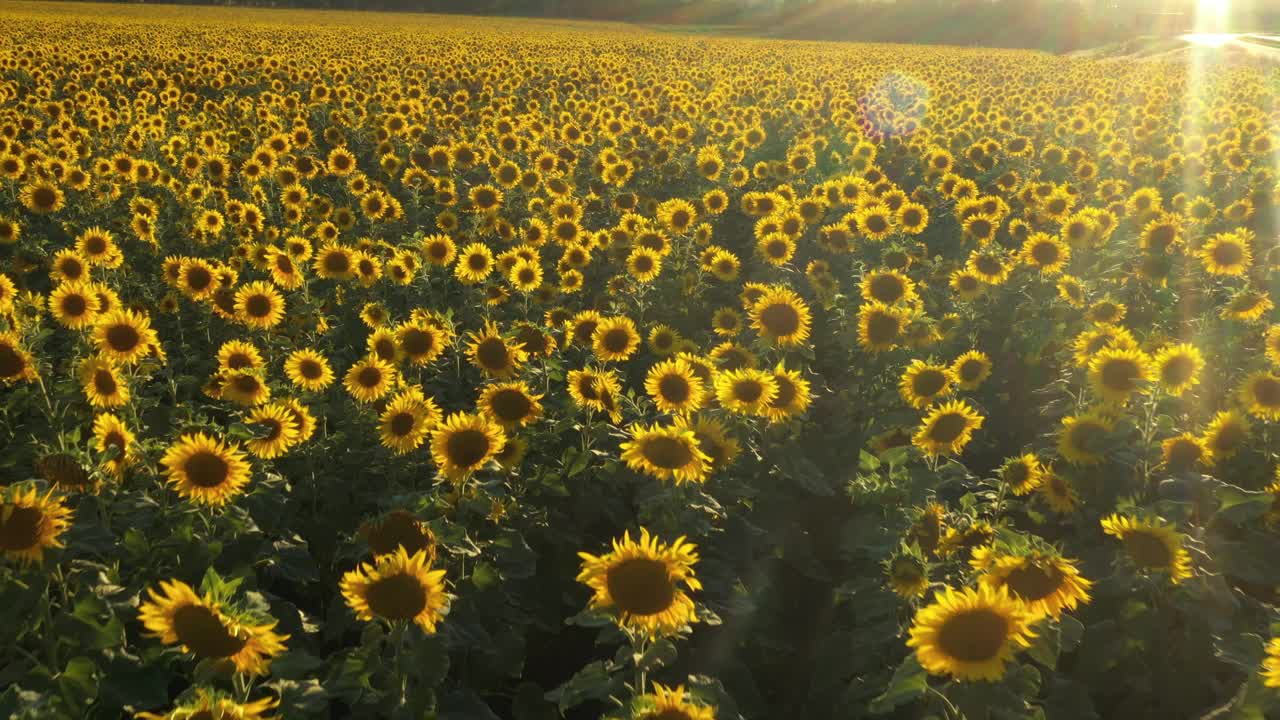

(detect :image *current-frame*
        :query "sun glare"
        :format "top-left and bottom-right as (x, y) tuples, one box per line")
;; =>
(1182, 33), (1233, 47)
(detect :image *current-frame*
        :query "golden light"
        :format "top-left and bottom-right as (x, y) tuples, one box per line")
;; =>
(1182, 33), (1233, 47)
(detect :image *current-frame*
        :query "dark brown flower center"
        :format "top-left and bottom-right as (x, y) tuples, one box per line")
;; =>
(357, 367), (383, 389)
(928, 413), (969, 444)
(366, 571), (428, 620)
(245, 295), (271, 318)
(912, 370), (947, 398)
(936, 608), (1009, 662)
(1123, 531), (1173, 569)
(106, 324), (141, 353)
(489, 389), (532, 422)
(476, 338), (510, 371)
(445, 428), (491, 468)
(0, 506), (43, 551)
(658, 375), (691, 405)
(759, 303), (800, 337)
(606, 557), (676, 616)
(641, 435), (695, 469)
(184, 450), (230, 488)
(172, 604), (246, 658)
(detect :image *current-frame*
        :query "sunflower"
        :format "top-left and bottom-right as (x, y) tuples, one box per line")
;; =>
(243, 403), (300, 459)
(79, 356), (129, 407)
(93, 412), (135, 477)
(1152, 343), (1203, 396)
(1100, 514), (1193, 584)
(1241, 372), (1280, 421)
(49, 280), (100, 330)
(590, 316), (640, 363)
(1056, 275), (1086, 308)
(397, 321), (447, 366)
(430, 412), (506, 480)
(1222, 290), (1273, 322)
(341, 546), (449, 632)
(454, 242), (494, 284)
(1161, 433), (1208, 471)
(1057, 412), (1113, 466)
(857, 301), (906, 352)
(219, 370), (272, 407)
(134, 688), (278, 720)
(0, 331), (38, 385)
(620, 422), (711, 485)
(1020, 233), (1070, 275)
(466, 321), (527, 378)
(977, 552), (1091, 621)
(421, 234), (457, 266)
(683, 415), (739, 475)
(714, 368), (778, 416)
(284, 349), (334, 391)
(567, 367), (624, 422)
(19, 180), (64, 214)
(177, 258), (218, 300)
(1072, 324), (1138, 366)
(886, 553), (930, 598)
(636, 683), (716, 720)
(860, 269), (916, 305)
(913, 400), (984, 457)
(1037, 465), (1077, 514)
(344, 356), (397, 404)
(907, 585), (1034, 681)
(0, 485), (73, 564)
(161, 433), (253, 506)
(234, 281), (286, 330)
(360, 510), (437, 560)
(313, 244), (355, 280)
(478, 381), (544, 430)
(367, 328), (402, 364)
(212, 340), (261, 374)
(749, 287), (812, 347)
(1264, 638), (1280, 689)
(1201, 230), (1252, 276)
(92, 309), (159, 365)
(378, 388), (441, 455)
(899, 359), (955, 410)
(998, 454), (1042, 495)
(647, 325), (680, 356)
(577, 528), (701, 637)
(1088, 347), (1151, 405)
(138, 579), (287, 674)
(952, 351), (992, 390)
(1201, 410), (1250, 461)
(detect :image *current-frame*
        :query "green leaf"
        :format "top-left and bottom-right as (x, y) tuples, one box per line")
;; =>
(1059, 615), (1084, 654)
(547, 661), (615, 713)
(1026, 621), (1061, 669)
(869, 655), (928, 714)
(271, 650), (324, 680)
(57, 657), (98, 710)
(635, 639), (677, 672)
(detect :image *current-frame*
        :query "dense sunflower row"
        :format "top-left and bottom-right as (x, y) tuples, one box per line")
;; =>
(2, 1), (1280, 718)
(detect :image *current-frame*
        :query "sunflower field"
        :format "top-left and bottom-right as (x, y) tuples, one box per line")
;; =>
(3, 2), (1280, 718)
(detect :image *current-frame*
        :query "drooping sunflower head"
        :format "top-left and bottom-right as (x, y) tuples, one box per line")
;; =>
(635, 683), (717, 720)
(0, 485), (73, 564)
(161, 432), (253, 506)
(429, 412), (506, 480)
(340, 546), (449, 632)
(577, 527), (701, 637)
(360, 510), (437, 561)
(137, 578), (287, 674)
(682, 416), (739, 475)
(912, 400), (985, 458)
(1100, 514), (1193, 584)
(133, 687), (279, 720)
(620, 422), (711, 485)
(907, 584), (1034, 682)
(885, 551), (930, 599)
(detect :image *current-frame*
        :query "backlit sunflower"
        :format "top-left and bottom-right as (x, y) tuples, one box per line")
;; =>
(1241, 372), (1280, 421)
(714, 368), (778, 416)
(234, 281), (286, 330)
(620, 422), (711, 485)
(951, 351), (992, 390)
(998, 454), (1042, 495)
(134, 688), (278, 720)
(138, 579), (287, 674)
(360, 509), (437, 560)
(977, 552), (1091, 621)
(1152, 343), (1203, 396)
(1057, 412), (1113, 466)
(1088, 346), (1151, 405)
(683, 415), (739, 475)
(1161, 432), (1208, 471)
(341, 547), (449, 632)
(1201, 410), (1250, 461)
(1037, 465), (1077, 514)
(860, 269), (916, 305)
(899, 359), (955, 410)
(92, 309), (159, 365)
(1266, 325), (1280, 367)
(79, 356), (128, 407)
(1100, 514), (1192, 584)
(912, 400), (984, 457)
(244, 403), (300, 459)
(478, 381), (544, 430)
(749, 287), (811, 347)
(1020, 233), (1070, 275)
(1200, 230), (1252, 276)
(886, 552), (931, 598)
(49, 280), (100, 329)
(0, 485), (73, 564)
(454, 242), (494, 284)
(93, 412), (135, 477)
(430, 412), (506, 480)
(636, 683), (716, 720)
(466, 321), (527, 378)
(1222, 290), (1273, 322)
(907, 584), (1034, 681)
(567, 367), (625, 421)
(161, 432), (253, 506)
(284, 348), (334, 391)
(577, 528), (701, 637)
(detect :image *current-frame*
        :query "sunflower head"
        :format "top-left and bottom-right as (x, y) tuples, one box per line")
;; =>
(0, 485), (73, 564)
(341, 547), (450, 632)
(907, 584), (1035, 681)
(138, 578), (287, 674)
(1100, 514), (1193, 584)
(620, 422), (711, 485)
(577, 528), (701, 637)
(429, 412), (506, 480)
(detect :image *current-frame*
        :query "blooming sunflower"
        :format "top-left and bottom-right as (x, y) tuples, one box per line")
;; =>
(93, 412), (135, 477)
(714, 368), (778, 416)
(1201, 410), (1250, 461)
(284, 349), (334, 391)
(998, 454), (1042, 496)
(858, 301), (906, 352)
(1152, 343), (1203, 397)
(360, 509), (437, 560)
(138, 579), (287, 674)
(341, 547), (449, 633)
(749, 287), (811, 347)
(1038, 466), (1077, 514)
(593, 316), (641, 362)
(860, 269), (916, 305)
(313, 244), (354, 280)
(1241, 372), (1280, 421)
(576, 528), (701, 637)
(644, 359), (705, 415)
(161, 433), (253, 506)
(49, 280), (100, 330)
(1161, 432), (1208, 471)
(1222, 290), (1273, 322)
(244, 403), (300, 459)
(0, 331), (38, 385)
(79, 356), (129, 408)
(567, 367), (625, 422)
(899, 360), (956, 410)
(134, 688), (278, 720)
(912, 400), (984, 457)
(454, 242), (494, 284)
(1088, 346), (1151, 405)
(1200, 230), (1252, 276)
(234, 281), (286, 330)
(92, 309), (159, 365)
(1020, 233), (1070, 275)
(344, 356), (397, 404)
(764, 363), (812, 423)
(907, 585), (1035, 681)
(0, 485), (73, 564)
(1100, 514), (1193, 584)
(886, 553), (930, 599)
(466, 321), (527, 378)
(683, 415), (739, 475)
(1057, 412), (1113, 466)
(620, 422), (711, 485)
(976, 552), (1091, 621)
(478, 381), (544, 430)
(217, 340), (264, 373)
(951, 351), (992, 390)
(430, 412), (506, 480)
(636, 683), (716, 720)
